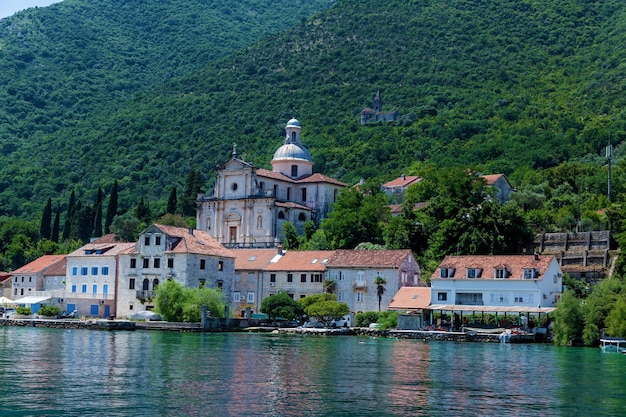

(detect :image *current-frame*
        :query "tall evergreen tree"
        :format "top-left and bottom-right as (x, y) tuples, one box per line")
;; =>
(166, 187), (178, 215)
(39, 198), (52, 240)
(62, 190), (76, 241)
(104, 180), (118, 234)
(51, 208), (60, 243)
(93, 187), (103, 238)
(136, 197), (152, 224)
(180, 170), (203, 217)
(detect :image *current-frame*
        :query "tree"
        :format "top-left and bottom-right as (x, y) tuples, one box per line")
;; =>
(62, 190), (76, 241)
(155, 279), (186, 322)
(323, 279), (336, 294)
(39, 198), (52, 240)
(605, 297), (626, 338)
(51, 208), (60, 243)
(553, 290), (584, 346)
(166, 187), (178, 215)
(109, 212), (140, 242)
(260, 291), (304, 323)
(374, 276), (387, 312)
(135, 197), (152, 224)
(181, 286), (226, 322)
(282, 222), (300, 250)
(93, 187), (103, 238)
(157, 213), (189, 227)
(180, 169), (203, 217)
(104, 180), (118, 234)
(304, 300), (349, 326)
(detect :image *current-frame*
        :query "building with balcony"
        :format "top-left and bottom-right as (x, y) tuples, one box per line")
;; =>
(231, 248), (278, 317)
(116, 224), (235, 318)
(196, 119), (346, 248)
(326, 249), (422, 313)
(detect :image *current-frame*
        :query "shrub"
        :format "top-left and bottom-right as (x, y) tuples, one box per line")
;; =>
(38, 305), (61, 317)
(355, 311), (379, 327)
(16, 306), (32, 315)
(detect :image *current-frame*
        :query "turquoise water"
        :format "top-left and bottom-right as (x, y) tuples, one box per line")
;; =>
(0, 327), (624, 416)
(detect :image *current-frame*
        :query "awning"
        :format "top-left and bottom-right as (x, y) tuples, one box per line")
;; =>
(424, 304), (556, 314)
(13, 296), (51, 304)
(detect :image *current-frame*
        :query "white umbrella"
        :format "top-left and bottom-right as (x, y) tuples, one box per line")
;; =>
(0, 296), (13, 304)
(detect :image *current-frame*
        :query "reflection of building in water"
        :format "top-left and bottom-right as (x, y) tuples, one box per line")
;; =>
(389, 341), (431, 411)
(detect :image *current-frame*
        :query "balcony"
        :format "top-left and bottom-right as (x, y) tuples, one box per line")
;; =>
(352, 280), (367, 291)
(136, 290), (156, 300)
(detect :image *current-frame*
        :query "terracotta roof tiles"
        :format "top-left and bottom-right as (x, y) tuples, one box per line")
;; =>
(263, 250), (335, 272)
(326, 249), (414, 268)
(431, 255), (555, 281)
(12, 255), (66, 275)
(388, 287), (431, 310)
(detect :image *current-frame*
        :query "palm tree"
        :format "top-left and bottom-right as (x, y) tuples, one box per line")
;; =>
(374, 276), (387, 312)
(323, 278), (336, 294)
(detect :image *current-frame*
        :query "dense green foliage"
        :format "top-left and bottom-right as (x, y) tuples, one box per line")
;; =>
(299, 293), (349, 325)
(38, 304), (61, 317)
(260, 291), (304, 322)
(155, 279), (226, 322)
(355, 311), (397, 329)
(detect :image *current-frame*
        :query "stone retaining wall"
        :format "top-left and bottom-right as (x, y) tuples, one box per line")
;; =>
(0, 318), (135, 331)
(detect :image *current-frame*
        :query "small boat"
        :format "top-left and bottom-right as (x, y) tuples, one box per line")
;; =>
(600, 337), (626, 353)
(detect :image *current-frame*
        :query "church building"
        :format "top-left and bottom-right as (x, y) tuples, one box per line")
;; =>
(196, 119), (346, 248)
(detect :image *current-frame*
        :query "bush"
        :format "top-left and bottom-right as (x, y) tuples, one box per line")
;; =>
(355, 311), (379, 327)
(38, 305), (62, 317)
(16, 306), (32, 315)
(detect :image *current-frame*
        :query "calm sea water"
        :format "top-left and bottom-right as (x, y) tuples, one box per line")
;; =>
(0, 327), (623, 417)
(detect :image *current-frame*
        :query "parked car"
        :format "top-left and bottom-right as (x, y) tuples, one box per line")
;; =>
(5, 308), (16, 319)
(330, 315), (351, 328)
(368, 322), (382, 329)
(301, 319), (325, 328)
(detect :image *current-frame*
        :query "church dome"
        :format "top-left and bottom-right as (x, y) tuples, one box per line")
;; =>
(272, 143), (312, 162)
(286, 118), (301, 128)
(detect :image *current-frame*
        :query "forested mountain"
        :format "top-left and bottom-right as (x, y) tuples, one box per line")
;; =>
(1, 0), (626, 219)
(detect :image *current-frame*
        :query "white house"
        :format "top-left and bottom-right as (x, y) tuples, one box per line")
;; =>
(326, 249), (422, 313)
(116, 224), (235, 318)
(196, 119), (346, 248)
(430, 254), (563, 309)
(64, 235), (134, 318)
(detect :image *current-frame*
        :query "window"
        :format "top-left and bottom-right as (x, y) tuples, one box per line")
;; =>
(438, 292), (447, 301)
(287, 274), (293, 283)
(514, 296), (524, 303)
(440, 268), (455, 278)
(338, 271), (344, 281)
(233, 292), (241, 303)
(247, 292), (255, 303)
(71, 285), (77, 293)
(153, 279), (159, 289)
(413, 273), (419, 285)
(356, 292), (363, 302)
(81, 284), (87, 293)
(91, 267), (98, 275)
(291, 165), (298, 177)
(467, 268), (481, 279)
(102, 266), (109, 276)
(200, 259), (206, 270)
(129, 278), (135, 290)
(523, 269), (535, 279)
(155, 236), (161, 246)
(218, 261), (223, 271)
(311, 274), (322, 283)
(231, 182), (238, 191)
(270, 274), (276, 283)
(257, 215), (263, 229)
(153, 258), (160, 268)
(495, 268), (507, 279)
(402, 272), (408, 283)
(167, 258), (174, 268)
(90, 305), (99, 315)
(248, 273), (255, 282)
(142, 279), (149, 291)
(130, 258), (137, 268)
(301, 188), (307, 201)
(143, 258), (149, 268)
(81, 267), (88, 276)
(338, 292), (344, 301)
(103, 284), (108, 295)
(144, 236), (150, 246)
(72, 267), (78, 276)
(287, 187), (291, 200)
(301, 274), (307, 283)
(92, 284), (97, 295)
(199, 279), (206, 288)
(298, 213), (306, 221)
(235, 274), (240, 282)
(278, 211), (285, 219)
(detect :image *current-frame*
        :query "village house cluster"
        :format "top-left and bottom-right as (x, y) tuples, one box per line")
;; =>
(0, 118), (569, 323)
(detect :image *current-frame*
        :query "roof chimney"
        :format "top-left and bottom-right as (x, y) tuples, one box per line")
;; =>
(277, 244), (284, 256)
(189, 228), (194, 236)
(402, 174), (406, 180)
(534, 252), (539, 261)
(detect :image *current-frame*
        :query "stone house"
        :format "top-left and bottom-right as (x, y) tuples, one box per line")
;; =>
(11, 255), (66, 313)
(116, 224), (235, 319)
(326, 249), (422, 313)
(230, 248), (278, 317)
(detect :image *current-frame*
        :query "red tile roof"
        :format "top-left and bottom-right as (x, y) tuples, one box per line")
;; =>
(481, 174), (505, 186)
(126, 225), (234, 258)
(388, 287), (431, 310)
(383, 175), (422, 189)
(263, 250), (335, 272)
(12, 255), (66, 275)
(257, 168), (347, 187)
(43, 258), (67, 276)
(231, 249), (280, 270)
(431, 255), (555, 280)
(326, 249), (414, 267)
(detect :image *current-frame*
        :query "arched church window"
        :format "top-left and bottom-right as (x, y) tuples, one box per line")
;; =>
(153, 279), (159, 289)
(291, 131), (296, 142)
(231, 183), (238, 191)
(142, 278), (149, 291)
(278, 211), (285, 220)
(298, 213), (306, 221)
(291, 165), (298, 177)
(206, 218), (211, 230)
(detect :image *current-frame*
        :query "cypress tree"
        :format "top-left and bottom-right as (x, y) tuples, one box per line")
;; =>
(166, 187), (178, 215)
(40, 198), (52, 240)
(180, 169), (203, 217)
(62, 190), (76, 241)
(136, 197), (152, 224)
(93, 187), (103, 238)
(104, 180), (118, 234)
(51, 208), (60, 243)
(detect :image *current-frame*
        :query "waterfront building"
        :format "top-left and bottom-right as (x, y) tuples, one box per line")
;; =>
(326, 249), (422, 313)
(230, 248), (278, 317)
(11, 255), (65, 312)
(196, 119), (346, 248)
(116, 224), (235, 318)
(430, 254), (563, 310)
(63, 235), (134, 318)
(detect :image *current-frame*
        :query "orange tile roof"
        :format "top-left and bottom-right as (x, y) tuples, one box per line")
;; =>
(388, 287), (431, 310)
(326, 249), (414, 267)
(231, 249), (280, 270)
(263, 250), (335, 272)
(389, 202), (428, 214)
(12, 255), (66, 275)
(256, 168), (347, 187)
(125, 225), (234, 258)
(431, 255), (555, 280)
(481, 173), (505, 186)
(43, 258), (67, 276)
(383, 175), (422, 188)
(67, 241), (135, 257)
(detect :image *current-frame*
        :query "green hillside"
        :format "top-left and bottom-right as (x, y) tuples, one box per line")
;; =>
(1, 0), (626, 218)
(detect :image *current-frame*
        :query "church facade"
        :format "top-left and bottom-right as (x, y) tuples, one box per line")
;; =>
(196, 119), (346, 248)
